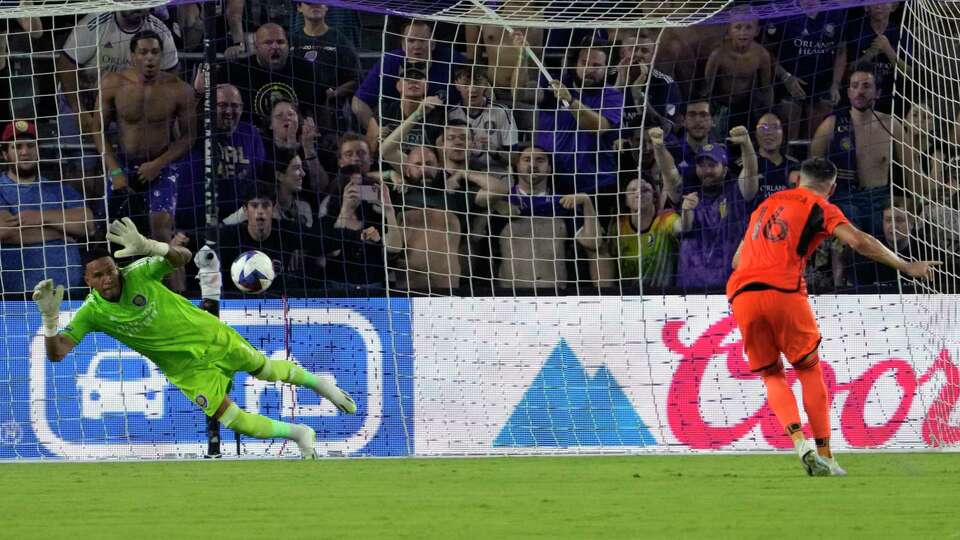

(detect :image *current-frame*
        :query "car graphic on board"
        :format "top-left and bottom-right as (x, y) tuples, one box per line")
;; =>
(75, 351), (166, 419)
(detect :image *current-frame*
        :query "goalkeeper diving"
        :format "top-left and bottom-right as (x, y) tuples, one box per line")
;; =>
(33, 218), (357, 459)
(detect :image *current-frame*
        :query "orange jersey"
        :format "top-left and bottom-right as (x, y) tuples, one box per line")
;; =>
(726, 187), (848, 299)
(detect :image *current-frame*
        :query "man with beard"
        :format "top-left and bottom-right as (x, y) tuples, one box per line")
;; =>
(664, 100), (722, 197)
(480, 143), (596, 292)
(95, 31), (195, 291)
(614, 34), (681, 136)
(0, 121), (95, 293)
(382, 98), (507, 292)
(221, 23), (329, 137)
(536, 40), (624, 216)
(810, 64), (908, 236)
(650, 125), (758, 292)
(180, 84), (266, 230)
(353, 19), (466, 129)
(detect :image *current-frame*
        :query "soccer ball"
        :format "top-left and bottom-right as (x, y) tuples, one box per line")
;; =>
(230, 250), (275, 293)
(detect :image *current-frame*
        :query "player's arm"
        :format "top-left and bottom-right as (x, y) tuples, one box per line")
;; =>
(32, 279), (78, 361)
(833, 223), (940, 278)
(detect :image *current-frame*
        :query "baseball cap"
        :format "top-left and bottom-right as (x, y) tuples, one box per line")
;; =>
(400, 62), (427, 80)
(696, 143), (728, 166)
(1, 120), (37, 142)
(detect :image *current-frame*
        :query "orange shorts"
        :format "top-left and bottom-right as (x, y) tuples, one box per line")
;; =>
(730, 289), (822, 373)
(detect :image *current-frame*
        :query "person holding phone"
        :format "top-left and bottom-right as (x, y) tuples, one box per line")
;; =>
(317, 170), (402, 294)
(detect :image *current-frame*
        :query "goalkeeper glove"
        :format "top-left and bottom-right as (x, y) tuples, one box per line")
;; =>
(33, 279), (64, 337)
(105, 217), (169, 258)
(194, 244), (222, 301)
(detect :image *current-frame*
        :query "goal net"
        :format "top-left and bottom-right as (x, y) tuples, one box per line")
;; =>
(0, 0), (957, 460)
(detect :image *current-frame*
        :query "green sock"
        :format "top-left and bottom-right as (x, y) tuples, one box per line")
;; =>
(255, 358), (320, 391)
(225, 407), (292, 439)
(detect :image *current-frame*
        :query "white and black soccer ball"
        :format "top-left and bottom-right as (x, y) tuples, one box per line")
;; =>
(230, 250), (275, 293)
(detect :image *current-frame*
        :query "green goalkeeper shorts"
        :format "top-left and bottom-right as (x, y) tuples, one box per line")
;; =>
(166, 329), (267, 417)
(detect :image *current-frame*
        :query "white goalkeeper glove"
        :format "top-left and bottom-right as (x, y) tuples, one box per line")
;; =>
(105, 217), (169, 258)
(194, 244), (222, 301)
(33, 279), (64, 337)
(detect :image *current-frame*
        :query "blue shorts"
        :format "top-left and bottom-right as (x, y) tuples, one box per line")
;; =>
(114, 154), (180, 214)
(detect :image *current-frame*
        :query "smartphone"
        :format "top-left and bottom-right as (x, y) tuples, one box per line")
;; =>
(358, 184), (379, 202)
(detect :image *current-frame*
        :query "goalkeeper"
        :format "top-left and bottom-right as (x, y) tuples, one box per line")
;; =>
(33, 218), (357, 459)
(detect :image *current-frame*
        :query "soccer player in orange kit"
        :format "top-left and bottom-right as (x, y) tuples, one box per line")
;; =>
(727, 157), (939, 476)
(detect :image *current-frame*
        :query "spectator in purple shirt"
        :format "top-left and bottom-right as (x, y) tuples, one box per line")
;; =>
(179, 83), (267, 230)
(352, 19), (466, 129)
(649, 125), (759, 291)
(845, 2), (908, 114)
(535, 39), (623, 216)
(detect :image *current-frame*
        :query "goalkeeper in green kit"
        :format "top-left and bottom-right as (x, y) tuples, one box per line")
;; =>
(32, 218), (357, 459)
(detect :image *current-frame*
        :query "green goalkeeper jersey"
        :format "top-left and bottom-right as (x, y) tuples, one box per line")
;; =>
(62, 256), (228, 377)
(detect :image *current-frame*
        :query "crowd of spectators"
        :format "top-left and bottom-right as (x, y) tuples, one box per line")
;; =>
(0, 0), (956, 298)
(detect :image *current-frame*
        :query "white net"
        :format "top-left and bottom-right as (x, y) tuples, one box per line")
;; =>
(891, 0), (960, 447)
(0, 0), (958, 460)
(0, 1), (167, 18)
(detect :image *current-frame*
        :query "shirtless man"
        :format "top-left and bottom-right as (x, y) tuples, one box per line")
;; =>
(94, 30), (196, 289)
(391, 145), (464, 292)
(811, 65), (908, 236)
(657, 25), (728, 101)
(702, 19), (773, 134)
(381, 97), (506, 292)
(464, 4), (544, 131)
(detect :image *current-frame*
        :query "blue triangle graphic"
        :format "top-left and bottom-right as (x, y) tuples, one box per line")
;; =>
(494, 339), (657, 447)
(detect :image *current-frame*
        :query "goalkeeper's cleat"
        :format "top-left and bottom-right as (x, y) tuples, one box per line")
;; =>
(312, 376), (357, 414)
(292, 424), (317, 460)
(331, 388), (357, 414)
(801, 448), (832, 477)
(825, 457), (847, 476)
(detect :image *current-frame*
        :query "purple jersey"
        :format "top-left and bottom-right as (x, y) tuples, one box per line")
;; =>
(845, 13), (908, 112)
(355, 46), (466, 109)
(677, 179), (754, 290)
(763, 11), (847, 99)
(179, 121), (266, 227)
(534, 77), (623, 193)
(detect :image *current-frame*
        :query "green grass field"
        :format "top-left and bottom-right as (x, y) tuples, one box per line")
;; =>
(3, 453), (958, 539)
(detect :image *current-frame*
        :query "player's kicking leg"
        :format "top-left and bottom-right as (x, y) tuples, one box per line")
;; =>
(212, 396), (319, 459)
(794, 353), (846, 476)
(248, 357), (357, 414)
(756, 363), (832, 477)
